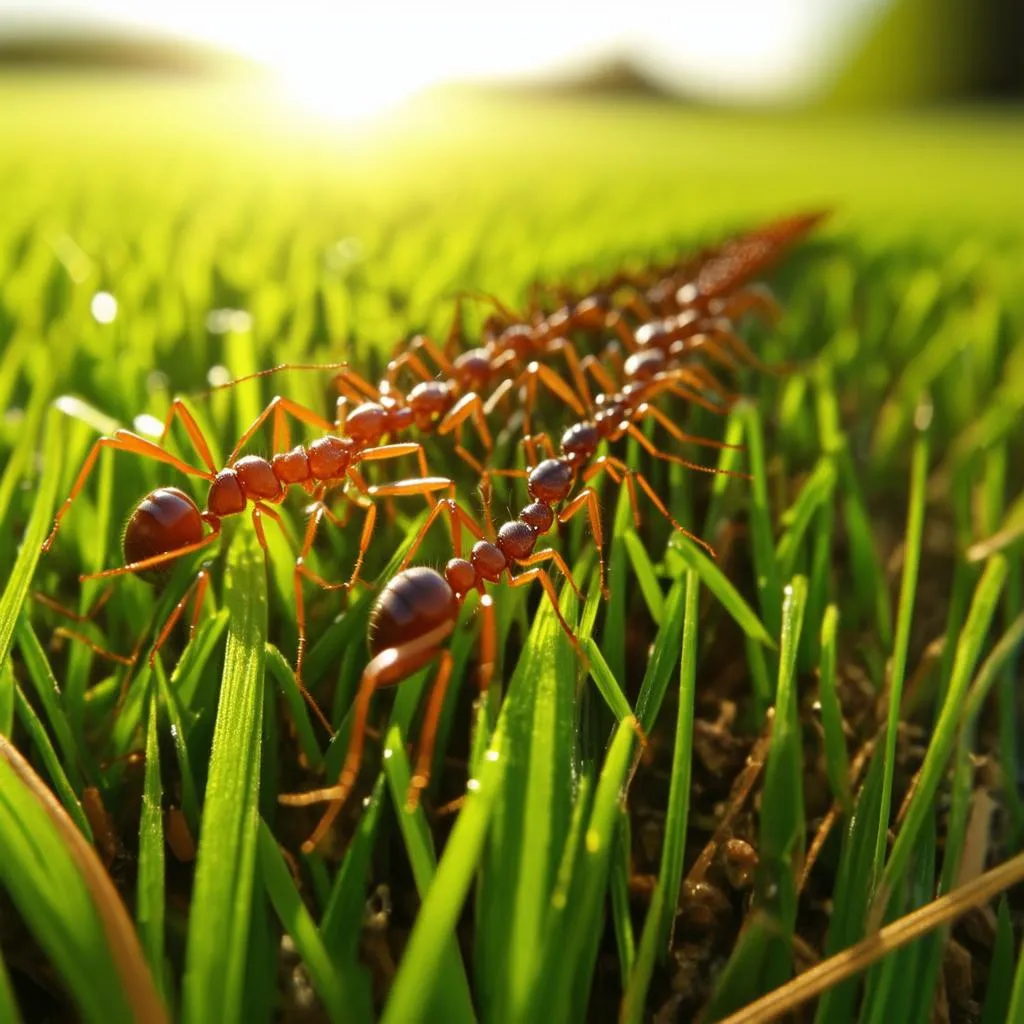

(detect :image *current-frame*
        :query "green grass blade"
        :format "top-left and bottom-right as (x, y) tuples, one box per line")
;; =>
(382, 717), (507, 1024)
(182, 521), (268, 1024)
(740, 400), (782, 637)
(15, 614), (84, 790)
(13, 686), (92, 839)
(382, 725), (475, 1023)
(654, 568), (699, 955)
(817, 604), (851, 811)
(583, 638), (635, 723)
(0, 734), (166, 1023)
(775, 454), (837, 581)
(257, 820), (369, 1024)
(757, 575), (807, 989)
(623, 531), (665, 624)
(0, 406), (62, 671)
(137, 680), (166, 1003)
(319, 774), (386, 962)
(542, 718), (639, 1024)
(634, 576), (688, 735)
(0, 949), (20, 1024)
(667, 538), (775, 650)
(872, 554), (1007, 921)
(1006, 934), (1024, 1024)
(980, 899), (1015, 1024)
(873, 406), (929, 881)
(264, 642), (324, 771)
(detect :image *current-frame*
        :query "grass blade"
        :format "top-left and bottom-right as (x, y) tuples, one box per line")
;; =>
(382, 716), (506, 1024)
(873, 401), (929, 882)
(817, 604), (851, 811)
(182, 521), (268, 1024)
(0, 733), (166, 1023)
(0, 406), (62, 670)
(137, 680), (166, 1003)
(382, 725), (475, 1023)
(258, 820), (369, 1024)
(667, 539), (775, 650)
(872, 554), (1007, 923)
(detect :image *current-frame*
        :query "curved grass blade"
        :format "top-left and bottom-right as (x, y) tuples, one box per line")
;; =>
(320, 774), (386, 961)
(382, 717), (508, 1024)
(667, 538), (775, 650)
(13, 684), (92, 839)
(182, 521), (268, 1024)
(634, 576), (687, 735)
(0, 733), (166, 1024)
(538, 718), (639, 1024)
(257, 820), (368, 1024)
(382, 725), (475, 1023)
(265, 643), (324, 771)
(817, 604), (851, 812)
(872, 555), (1007, 923)
(0, 406), (62, 671)
(621, 570), (700, 1022)
(15, 614), (83, 790)
(873, 403), (929, 882)
(0, 949), (19, 1024)
(137, 680), (166, 1002)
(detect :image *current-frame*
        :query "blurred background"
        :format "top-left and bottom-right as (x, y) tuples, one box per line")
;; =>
(3, 0), (1024, 110)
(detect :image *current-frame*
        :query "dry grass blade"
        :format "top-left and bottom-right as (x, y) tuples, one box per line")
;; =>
(718, 851), (1024, 1024)
(0, 733), (167, 1024)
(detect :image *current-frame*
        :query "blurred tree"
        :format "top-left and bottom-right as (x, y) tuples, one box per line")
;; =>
(825, 0), (1024, 106)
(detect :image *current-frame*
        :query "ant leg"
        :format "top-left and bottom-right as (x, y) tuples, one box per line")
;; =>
(407, 650), (455, 809)
(477, 594), (496, 697)
(630, 402), (744, 455)
(290, 502), (357, 732)
(408, 334), (456, 375)
(482, 375), (516, 417)
(714, 283), (782, 324)
(513, 548), (584, 600)
(158, 399), (218, 474)
(52, 627), (136, 666)
(82, 522), (222, 580)
(42, 432), (215, 553)
(33, 585), (115, 623)
(354, 441), (434, 482)
(579, 354), (618, 398)
(510, 361), (586, 431)
(520, 431), (556, 465)
(379, 493), (484, 569)
(147, 568), (210, 667)
(707, 321), (788, 374)
(227, 397), (334, 465)
(608, 311), (638, 351)
(558, 488), (608, 598)
(507, 567), (585, 660)
(444, 296), (465, 359)
(385, 349), (436, 387)
(625, 423), (747, 480)
(280, 620), (455, 853)
(437, 393), (493, 458)
(585, 456), (717, 559)
(541, 338), (595, 413)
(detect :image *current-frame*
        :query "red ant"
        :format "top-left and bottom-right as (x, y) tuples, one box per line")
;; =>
(39, 393), (479, 725)
(280, 360), (747, 851)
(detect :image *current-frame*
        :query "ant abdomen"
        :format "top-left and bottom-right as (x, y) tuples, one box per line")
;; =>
(122, 487), (205, 584)
(368, 567), (459, 666)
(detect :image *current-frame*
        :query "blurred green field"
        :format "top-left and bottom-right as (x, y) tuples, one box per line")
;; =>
(1, 76), (1023, 1023)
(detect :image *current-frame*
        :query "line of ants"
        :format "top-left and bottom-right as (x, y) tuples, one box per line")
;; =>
(36, 211), (825, 851)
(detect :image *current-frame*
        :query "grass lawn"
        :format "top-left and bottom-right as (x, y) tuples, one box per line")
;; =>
(1, 75), (1023, 1022)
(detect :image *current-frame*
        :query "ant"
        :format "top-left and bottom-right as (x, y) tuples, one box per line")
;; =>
(280, 362), (747, 850)
(39, 392), (478, 725)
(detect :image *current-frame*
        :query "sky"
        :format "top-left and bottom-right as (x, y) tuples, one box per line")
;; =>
(2, 1), (887, 118)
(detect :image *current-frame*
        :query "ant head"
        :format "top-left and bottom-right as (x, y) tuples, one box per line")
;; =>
(122, 487), (204, 584)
